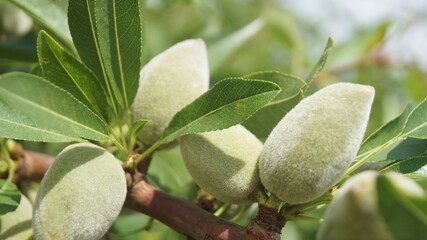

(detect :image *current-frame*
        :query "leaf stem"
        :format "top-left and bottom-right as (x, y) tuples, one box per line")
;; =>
(339, 135), (402, 183)
(214, 203), (230, 217)
(126, 109), (136, 153)
(281, 192), (334, 217)
(111, 136), (128, 158)
(264, 194), (282, 208)
(134, 141), (161, 165)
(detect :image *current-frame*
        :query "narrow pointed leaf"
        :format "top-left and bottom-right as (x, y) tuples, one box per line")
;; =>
(68, 0), (119, 111)
(358, 98), (427, 162)
(95, 0), (142, 108)
(402, 97), (427, 139)
(68, 0), (143, 111)
(160, 78), (280, 144)
(381, 155), (427, 174)
(359, 103), (416, 157)
(130, 120), (150, 139)
(37, 31), (109, 120)
(367, 138), (427, 162)
(304, 37), (334, 87)
(242, 71), (305, 139)
(0, 73), (110, 142)
(0, 180), (21, 215)
(5, 0), (73, 51)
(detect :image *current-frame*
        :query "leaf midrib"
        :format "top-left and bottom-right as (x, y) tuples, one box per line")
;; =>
(162, 90), (278, 141)
(85, 0), (117, 113)
(112, 0), (128, 108)
(44, 36), (99, 113)
(0, 118), (78, 140)
(0, 87), (109, 139)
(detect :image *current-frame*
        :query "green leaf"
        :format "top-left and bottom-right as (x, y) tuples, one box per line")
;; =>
(402, 97), (427, 139)
(382, 155), (427, 174)
(95, 0), (143, 108)
(130, 120), (150, 140)
(357, 99), (427, 162)
(30, 64), (44, 77)
(160, 78), (281, 144)
(208, 19), (264, 73)
(359, 103), (416, 156)
(37, 31), (109, 120)
(242, 71), (305, 139)
(5, 0), (74, 51)
(68, 0), (143, 111)
(0, 180), (21, 215)
(367, 138), (427, 162)
(304, 37), (334, 87)
(377, 175), (427, 240)
(0, 73), (110, 142)
(68, 0), (119, 112)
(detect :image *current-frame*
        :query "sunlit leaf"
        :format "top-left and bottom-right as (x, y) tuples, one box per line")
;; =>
(242, 71), (305, 139)
(0, 73), (110, 142)
(160, 78), (280, 144)
(37, 31), (109, 120)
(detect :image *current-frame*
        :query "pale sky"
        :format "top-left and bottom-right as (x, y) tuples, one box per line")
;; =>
(282, 0), (427, 71)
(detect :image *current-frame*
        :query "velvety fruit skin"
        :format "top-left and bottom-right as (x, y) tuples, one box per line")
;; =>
(0, 2), (33, 38)
(180, 125), (263, 204)
(316, 171), (424, 240)
(0, 194), (33, 240)
(260, 83), (375, 204)
(33, 143), (127, 240)
(132, 39), (209, 146)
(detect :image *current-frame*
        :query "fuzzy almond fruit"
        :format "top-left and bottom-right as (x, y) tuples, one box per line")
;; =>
(0, 2), (33, 39)
(33, 143), (127, 240)
(132, 39), (209, 146)
(316, 171), (425, 240)
(180, 125), (263, 204)
(260, 83), (375, 204)
(0, 194), (33, 240)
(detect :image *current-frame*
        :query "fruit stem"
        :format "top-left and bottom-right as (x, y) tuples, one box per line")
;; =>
(265, 194), (282, 209)
(339, 135), (401, 184)
(249, 185), (269, 204)
(134, 141), (161, 164)
(281, 191), (335, 217)
(214, 203), (230, 217)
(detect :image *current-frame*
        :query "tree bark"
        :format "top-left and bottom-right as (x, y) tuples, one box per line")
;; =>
(12, 149), (284, 240)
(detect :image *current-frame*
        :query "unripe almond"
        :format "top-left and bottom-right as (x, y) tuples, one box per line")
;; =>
(33, 143), (127, 240)
(260, 83), (374, 204)
(180, 125), (263, 204)
(132, 39), (209, 146)
(0, 194), (33, 240)
(316, 171), (424, 240)
(0, 2), (33, 39)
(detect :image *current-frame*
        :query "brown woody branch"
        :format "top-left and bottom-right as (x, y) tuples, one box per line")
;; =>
(12, 149), (284, 240)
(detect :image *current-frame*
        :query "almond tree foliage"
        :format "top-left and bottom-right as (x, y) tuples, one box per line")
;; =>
(0, 1), (426, 240)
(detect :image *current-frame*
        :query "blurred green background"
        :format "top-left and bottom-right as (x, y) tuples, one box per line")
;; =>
(1, 0), (426, 239)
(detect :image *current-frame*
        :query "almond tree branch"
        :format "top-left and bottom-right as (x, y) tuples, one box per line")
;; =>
(12, 149), (284, 240)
